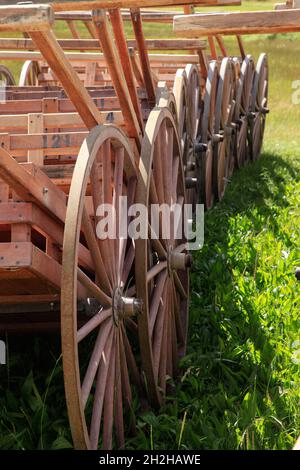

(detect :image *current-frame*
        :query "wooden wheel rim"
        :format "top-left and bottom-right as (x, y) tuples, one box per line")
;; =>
(19, 60), (41, 86)
(61, 124), (140, 450)
(250, 53), (268, 160)
(135, 107), (189, 408)
(0, 65), (15, 86)
(156, 81), (178, 125)
(199, 60), (218, 209)
(213, 57), (235, 201)
(234, 55), (255, 167)
(185, 64), (203, 206)
(173, 69), (188, 165)
(185, 64), (202, 142)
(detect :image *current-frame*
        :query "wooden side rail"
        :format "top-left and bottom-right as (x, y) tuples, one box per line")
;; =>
(0, 37), (206, 51)
(173, 10), (300, 36)
(0, 50), (200, 63)
(39, 1), (242, 12)
(0, 4), (53, 32)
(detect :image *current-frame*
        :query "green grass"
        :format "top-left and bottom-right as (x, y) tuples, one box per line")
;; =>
(1, 0), (300, 450)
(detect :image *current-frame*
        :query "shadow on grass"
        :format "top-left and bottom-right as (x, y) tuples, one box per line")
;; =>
(183, 151), (300, 450)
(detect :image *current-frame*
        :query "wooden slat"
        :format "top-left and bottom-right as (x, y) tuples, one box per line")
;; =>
(0, 50), (200, 64)
(0, 132), (87, 153)
(173, 10), (300, 36)
(0, 4), (53, 32)
(0, 111), (123, 130)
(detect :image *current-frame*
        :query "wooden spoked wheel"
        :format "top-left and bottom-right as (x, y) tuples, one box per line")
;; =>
(213, 57), (235, 201)
(198, 60), (218, 210)
(61, 125), (141, 450)
(234, 55), (255, 168)
(135, 107), (190, 408)
(19, 60), (41, 86)
(0, 65), (16, 85)
(250, 53), (269, 161)
(185, 64), (203, 206)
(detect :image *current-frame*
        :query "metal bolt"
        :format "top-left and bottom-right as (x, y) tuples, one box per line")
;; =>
(194, 142), (208, 154)
(212, 133), (224, 143)
(43, 187), (48, 194)
(186, 161), (196, 172)
(185, 177), (198, 189)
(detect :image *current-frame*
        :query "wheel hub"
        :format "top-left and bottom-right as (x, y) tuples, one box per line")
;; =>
(167, 248), (192, 276)
(112, 287), (142, 326)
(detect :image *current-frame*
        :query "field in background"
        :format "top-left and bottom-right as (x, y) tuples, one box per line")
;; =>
(0, 0), (299, 450)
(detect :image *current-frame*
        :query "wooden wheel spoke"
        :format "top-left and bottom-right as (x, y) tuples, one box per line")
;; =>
(113, 147), (125, 280)
(101, 139), (117, 286)
(150, 269), (168, 337)
(152, 286), (167, 382)
(153, 132), (164, 204)
(172, 155), (179, 203)
(77, 268), (111, 307)
(82, 207), (112, 294)
(119, 329), (133, 409)
(172, 281), (185, 346)
(170, 291), (179, 375)
(119, 329), (136, 434)
(121, 240), (135, 287)
(120, 323), (142, 391)
(119, 177), (136, 279)
(114, 329), (125, 449)
(158, 285), (169, 393)
(77, 308), (112, 343)
(149, 222), (167, 259)
(81, 319), (113, 408)
(147, 261), (168, 283)
(89, 326), (114, 450)
(102, 330), (116, 450)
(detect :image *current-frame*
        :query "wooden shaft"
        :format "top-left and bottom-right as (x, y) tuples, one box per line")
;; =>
(29, 29), (103, 129)
(0, 4), (53, 32)
(173, 10), (300, 36)
(130, 8), (156, 105)
(92, 9), (142, 143)
(197, 48), (208, 79)
(108, 9), (144, 132)
(128, 47), (145, 88)
(236, 35), (245, 60)
(208, 36), (217, 60)
(215, 35), (227, 57)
